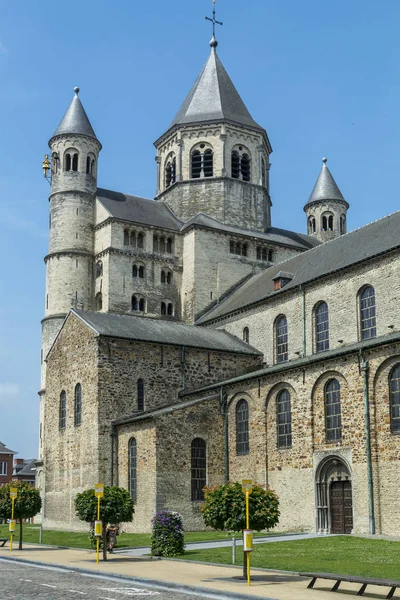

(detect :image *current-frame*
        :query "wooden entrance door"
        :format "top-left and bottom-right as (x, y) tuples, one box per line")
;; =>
(330, 481), (353, 534)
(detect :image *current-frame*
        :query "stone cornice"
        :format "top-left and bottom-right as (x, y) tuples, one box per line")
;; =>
(95, 246), (180, 266)
(41, 313), (67, 325)
(93, 216), (180, 235)
(44, 249), (93, 263)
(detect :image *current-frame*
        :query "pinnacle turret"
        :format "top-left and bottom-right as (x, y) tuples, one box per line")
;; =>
(50, 87), (100, 143)
(305, 157), (347, 207)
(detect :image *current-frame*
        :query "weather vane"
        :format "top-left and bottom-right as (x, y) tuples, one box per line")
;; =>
(206, 0), (222, 47)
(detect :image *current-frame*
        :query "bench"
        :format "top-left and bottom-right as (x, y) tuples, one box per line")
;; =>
(301, 572), (400, 599)
(0, 538), (8, 547)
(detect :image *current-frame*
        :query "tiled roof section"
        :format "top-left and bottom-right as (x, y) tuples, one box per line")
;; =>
(14, 459), (36, 477)
(168, 49), (265, 133)
(305, 159), (348, 207)
(0, 441), (16, 454)
(181, 212), (319, 250)
(97, 189), (183, 231)
(72, 310), (261, 356)
(197, 210), (400, 324)
(51, 89), (98, 141)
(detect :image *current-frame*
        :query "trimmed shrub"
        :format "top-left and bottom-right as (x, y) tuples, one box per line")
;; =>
(151, 510), (185, 557)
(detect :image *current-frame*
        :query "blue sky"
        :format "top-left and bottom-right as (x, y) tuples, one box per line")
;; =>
(0, 0), (399, 458)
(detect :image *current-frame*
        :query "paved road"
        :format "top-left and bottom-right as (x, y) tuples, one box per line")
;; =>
(0, 560), (220, 600)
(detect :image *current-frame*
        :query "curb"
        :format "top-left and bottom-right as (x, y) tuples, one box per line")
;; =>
(0, 555), (278, 600)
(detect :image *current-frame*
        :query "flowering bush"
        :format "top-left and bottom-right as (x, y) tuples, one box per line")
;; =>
(201, 482), (280, 532)
(150, 510), (185, 557)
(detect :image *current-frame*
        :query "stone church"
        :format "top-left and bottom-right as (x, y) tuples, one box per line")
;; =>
(37, 33), (400, 537)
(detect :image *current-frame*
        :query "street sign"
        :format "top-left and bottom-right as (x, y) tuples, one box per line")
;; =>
(9, 488), (18, 499)
(243, 529), (253, 552)
(94, 483), (104, 498)
(242, 479), (253, 494)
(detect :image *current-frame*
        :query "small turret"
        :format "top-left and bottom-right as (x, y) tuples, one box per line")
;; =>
(304, 158), (349, 242)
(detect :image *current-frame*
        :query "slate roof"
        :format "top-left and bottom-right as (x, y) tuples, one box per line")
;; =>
(305, 158), (348, 208)
(181, 213), (319, 250)
(51, 88), (99, 142)
(0, 441), (16, 454)
(14, 459), (36, 477)
(72, 310), (262, 355)
(166, 49), (266, 135)
(197, 210), (400, 324)
(97, 188), (183, 231)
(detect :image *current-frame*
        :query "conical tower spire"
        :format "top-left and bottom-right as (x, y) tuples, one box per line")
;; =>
(50, 87), (99, 143)
(304, 158), (349, 242)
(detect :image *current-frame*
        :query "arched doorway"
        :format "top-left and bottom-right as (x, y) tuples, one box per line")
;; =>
(315, 456), (353, 534)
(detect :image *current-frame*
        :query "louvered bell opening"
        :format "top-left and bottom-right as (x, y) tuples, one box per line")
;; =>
(231, 151), (240, 179)
(203, 149), (213, 177)
(241, 154), (250, 182)
(191, 151), (202, 178)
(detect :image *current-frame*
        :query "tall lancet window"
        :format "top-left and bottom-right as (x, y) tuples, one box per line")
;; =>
(191, 145), (213, 178)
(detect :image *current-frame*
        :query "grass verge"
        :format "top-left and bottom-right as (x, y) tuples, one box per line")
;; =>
(182, 536), (400, 580)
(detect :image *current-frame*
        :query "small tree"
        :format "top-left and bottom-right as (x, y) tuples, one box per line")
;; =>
(75, 485), (134, 561)
(201, 482), (279, 578)
(0, 481), (42, 550)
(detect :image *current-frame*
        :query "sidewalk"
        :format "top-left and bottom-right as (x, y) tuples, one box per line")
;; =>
(0, 543), (393, 600)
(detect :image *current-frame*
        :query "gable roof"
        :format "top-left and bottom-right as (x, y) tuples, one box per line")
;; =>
(197, 210), (400, 324)
(165, 49), (266, 137)
(0, 441), (16, 455)
(72, 310), (261, 356)
(14, 459), (36, 477)
(97, 188), (183, 231)
(181, 212), (319, 250)
(51, 89), (99, 142)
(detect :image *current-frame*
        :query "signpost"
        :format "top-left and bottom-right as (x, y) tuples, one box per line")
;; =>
(94, 483), (104, 564)
(242, 480), (253, 586)
(9, 488), (18, 553)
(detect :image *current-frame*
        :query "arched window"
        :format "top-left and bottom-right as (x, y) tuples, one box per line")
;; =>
(130, 232), (136, 248)
(161, 302), (166, 315)
(191, 150), (202, 178)
(153, 235), (159, 252)
(389, 365), (400, 433)
(95, 292), (102, 311)
(133, 264), (145, 279)
(231, 150), (240, 179)
(128, 438), (137, 502)
(340, 214), (346, 235)
(275, 316), (288, 363)
(167, 302), (173, 316)
(166, 238), (173, 254)
(236, 399), (249, 455)
(268, 250), (273, 262)
(72, 153), (78, 172)
(241, 153), (250, 182)
(242, 243), (248, 257)
(167, 271), (172, 284)
(139, 266), (145, 279)
(74, 383), (82, 426)
(261, 157), (266, 187)
(315, 302), (329, 353)
(322, 212), (334, 231)
(124, 230), (129, 245)
(235, 242), (241, 255)
(277, 389), (292, 448)
(139, 298), (145, 312)
(203, 149), (213, 177)
(191, 438), (206, 501)
(165, 156), (176, 188)
(262, 248), (268, 261)
(159, 237), (166, 253)
(360, 286), (376, 340)
(230, 241), (235, 254)
(243, 327), (249, 343)
(132, 264), (138, 278)
(137, 379), (144, 411)
(137, 232), (144, 249)
(59, 391), (66, 429)
(161, 270), (172, 284)
(96, 261), (103, 278)
(131, 295), (138, 311)
(308, 216), (316, 234)
(86, 156), (90, 174)
(325, 379), (342, 442)
(65, 153), (71, 171)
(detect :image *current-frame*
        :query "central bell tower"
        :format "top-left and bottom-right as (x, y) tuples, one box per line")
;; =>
(154, 33), (272, 232)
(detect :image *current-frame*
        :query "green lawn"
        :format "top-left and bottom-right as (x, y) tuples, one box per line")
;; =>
(0, 524), (267, 549)
(183, 536), (400, 580)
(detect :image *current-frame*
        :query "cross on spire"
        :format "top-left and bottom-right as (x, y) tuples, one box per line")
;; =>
(205, 0), (223, 48)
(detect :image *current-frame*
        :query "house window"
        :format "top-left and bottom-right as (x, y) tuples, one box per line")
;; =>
(231, 146), (251, 181)
(277, 389), (292, 448)
(137, 379), (144, 411)
(74, 383), (82, 426)
(96, 261), (103, 278)
(133, 264), (145, 279)
(315, 302), (329, 353)
(389, 365), (400, 434)
(275, 315), (288, 363)
(360, 286), (376, 340)
(128, 438), (137, 502)
(165, 155), (176, 188)
(256, 246), (272, 262)
(191, 438), (206, 501)
(0, 462), (7, 476)
(191, 146), (213, 178)
(243, 327), (249, 344)
(59, 391), (67, 429)
(95, 292), (102, 311)
(229, 240), (249, 256)
(236, 399), (249, 455)
(161, 270), (172, 284)
(161, 302), (173, 316)
(132, 295), (145, 311)
(325, 379), (342, 442)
